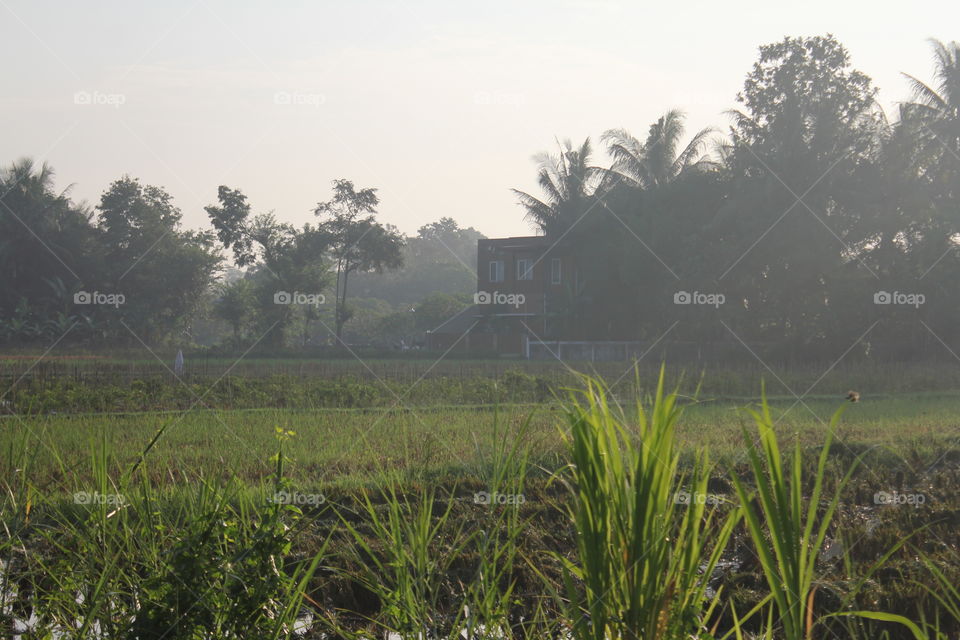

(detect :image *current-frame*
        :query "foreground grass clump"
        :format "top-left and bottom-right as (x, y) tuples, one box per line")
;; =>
(554, 371), (739, 639)
(730, 393), (855, 639)
(551, 371), (953, 639)
(1, 428), (325, 639)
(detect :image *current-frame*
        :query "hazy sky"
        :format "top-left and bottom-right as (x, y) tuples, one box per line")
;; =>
(2, 0), (957, 239)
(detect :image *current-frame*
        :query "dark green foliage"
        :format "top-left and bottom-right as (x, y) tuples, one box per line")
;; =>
(0, 165), (220, 346)
(510, 36), (960, 360)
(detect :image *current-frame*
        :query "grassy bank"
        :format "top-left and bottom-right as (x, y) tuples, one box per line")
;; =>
(7, 359), (960, 415)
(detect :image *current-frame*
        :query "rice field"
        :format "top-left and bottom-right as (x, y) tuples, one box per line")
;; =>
(4, 393), (960, 489)
(2, 362), (960, 639)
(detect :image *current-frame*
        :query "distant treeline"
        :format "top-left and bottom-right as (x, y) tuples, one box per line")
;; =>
(2, 34), (959, 362)
(0, 166), (481, 348)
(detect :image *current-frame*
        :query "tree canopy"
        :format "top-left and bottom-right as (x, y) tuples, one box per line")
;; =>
(3, 34), (959, 362)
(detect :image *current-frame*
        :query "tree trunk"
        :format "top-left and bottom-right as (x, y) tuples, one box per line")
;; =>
(333, 258), (344, 343)
(335, 267), (350, 344)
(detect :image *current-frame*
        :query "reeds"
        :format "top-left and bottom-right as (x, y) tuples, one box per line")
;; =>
(553, 367), (739, 640)
(729, 391), (854, 640)
(1, 425), (327, 639)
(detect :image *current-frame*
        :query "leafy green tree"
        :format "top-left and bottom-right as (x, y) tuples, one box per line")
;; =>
(206, 186), (333, 347)
(212, 278), (257, 343)
(97, 177), (221, 343)
(0, 159), (100, 340)
(716, 35), (881, 356)
(349, 218), (483, 307)
(412, 217), (483, 267)
(314, 179), (405, 342)
(0, 162), (222, 346)
(341, 297), (399, 345)
(575, 112), (718, 341)
(413, 292), (469, 332)
(375, 310), (417, 346)
(594, 169), (726, 341)
(728, 35), (878, 161)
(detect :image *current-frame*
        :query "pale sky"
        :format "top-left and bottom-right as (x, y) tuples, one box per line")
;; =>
(2, 0), (957, 239)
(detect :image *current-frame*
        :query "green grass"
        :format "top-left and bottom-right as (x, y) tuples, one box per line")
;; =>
(8, 357), (960, 403)
(3, 393), (959, 491)
(3, 367), (960, 639)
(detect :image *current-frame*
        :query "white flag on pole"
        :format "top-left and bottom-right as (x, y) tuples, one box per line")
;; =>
(174, 349), (185, 376)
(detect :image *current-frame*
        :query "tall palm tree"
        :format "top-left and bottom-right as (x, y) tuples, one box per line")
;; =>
(602, 109), (714, 189)
(900, 39), (960, 274)
(903, 39), (960, 167)
(512, 138), (604, 236)
(1, 158), (55, 196)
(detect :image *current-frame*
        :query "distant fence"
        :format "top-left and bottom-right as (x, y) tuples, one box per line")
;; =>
(524, 339), (960, 364)
(527, 341), (649, 362)
(525, 340), (753, 362)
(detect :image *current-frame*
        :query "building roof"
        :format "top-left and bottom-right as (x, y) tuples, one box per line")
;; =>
(479, 235), (550, 250)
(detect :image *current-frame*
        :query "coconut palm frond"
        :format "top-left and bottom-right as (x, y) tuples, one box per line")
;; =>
(902, 73), (950, 112)
(673, 126), (717, 174)
(536, 165), (565, 205)
(602, 128), (646, 188)
(512, 137), (602, 235)
(725, 108), (756, 131)
(511, 189), (553, 231)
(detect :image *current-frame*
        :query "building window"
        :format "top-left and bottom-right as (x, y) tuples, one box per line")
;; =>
(551, 258), (562, 284)
(489, 260), (504, 282)
(517, 259), (534, 281)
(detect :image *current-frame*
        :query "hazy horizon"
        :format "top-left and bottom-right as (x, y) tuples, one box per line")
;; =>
(3, 0), (957, 239)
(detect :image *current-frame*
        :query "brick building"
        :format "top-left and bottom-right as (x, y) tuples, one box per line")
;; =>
(426, 235), (578, 355)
